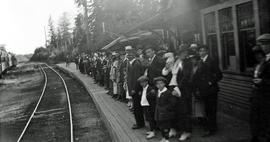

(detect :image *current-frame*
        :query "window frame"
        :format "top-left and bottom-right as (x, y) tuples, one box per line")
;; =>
(237, 2), (257, 72)
(218, 7), (237, 71)
(201, 0), (260, 74)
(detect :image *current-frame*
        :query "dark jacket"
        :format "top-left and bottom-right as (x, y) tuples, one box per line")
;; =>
(250, 58), (270, 137)
(163, 59), (193, 97)
(155, 89), (176, 121)
(119, 59), (128, 83)
(147, 55), (166, 85)
(138, 85), (157, 107)
(127, 59), (143, 95)
(193, 56), (223, 98)
(96, 58), (102, 72)
(175, 59), (194, 114)
(177, 59), (193, 89)
(256, 59), (270, 93)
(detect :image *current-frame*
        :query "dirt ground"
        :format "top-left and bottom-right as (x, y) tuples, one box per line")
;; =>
(56, 67), (111, 142)
(0, 63), (43, 142)
(0, 63), (111, 142)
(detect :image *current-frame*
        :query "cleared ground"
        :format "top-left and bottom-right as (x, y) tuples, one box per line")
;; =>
(0, 63), (111, 142)
(0, 63), (43, 142)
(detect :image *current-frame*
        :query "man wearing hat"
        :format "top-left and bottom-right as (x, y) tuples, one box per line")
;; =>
(195, 45), (223, 137)
(189, 43), (199, 56)
(125, 45), (133, 55)
(250, 34), (270, 142)
(145, 46), (166, 86)
(126, 48), (145, 129)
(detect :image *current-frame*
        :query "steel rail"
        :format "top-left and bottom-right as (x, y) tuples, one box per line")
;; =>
(17, 64), (74, 142)
(45, 64), (74, 142)
(17, 66), (48, 142)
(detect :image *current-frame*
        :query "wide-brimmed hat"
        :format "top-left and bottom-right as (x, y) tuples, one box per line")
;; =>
(190, 43), (198, 49)
(257, 34), (270, 42)
(164, 52), (174, 59)
(154, 76), (167, 84)
(137, 76), (149, 83)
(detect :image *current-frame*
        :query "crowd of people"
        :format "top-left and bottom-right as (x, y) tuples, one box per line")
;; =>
(73, 43), (222, 142)
(71, 33), (270, 142)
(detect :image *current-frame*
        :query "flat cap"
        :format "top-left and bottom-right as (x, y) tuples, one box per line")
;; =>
(190, 43), (198, 48)
(112, 52), (118, 56)
(164, 52), (174, 59)
(137, 76), (149, 82)
(125, 46), (133, 50)
(257, 34), (270, 42)
(154, 76), (167, 84)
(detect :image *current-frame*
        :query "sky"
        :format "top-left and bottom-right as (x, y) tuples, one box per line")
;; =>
(0, 0), (78, 55)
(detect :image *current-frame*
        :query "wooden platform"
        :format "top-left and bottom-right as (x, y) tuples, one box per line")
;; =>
(57, 63), (158, 142)
(57, 63), (250, 142)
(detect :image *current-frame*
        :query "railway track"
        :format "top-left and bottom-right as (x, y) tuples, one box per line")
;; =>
(16, 64), (73, 142)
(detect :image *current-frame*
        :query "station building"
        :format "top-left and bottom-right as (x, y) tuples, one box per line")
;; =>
(102, 0), (270, 121)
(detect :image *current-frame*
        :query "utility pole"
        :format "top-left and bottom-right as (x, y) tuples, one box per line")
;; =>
(83, 0), (90, 51)
(44, 26), (47, 48)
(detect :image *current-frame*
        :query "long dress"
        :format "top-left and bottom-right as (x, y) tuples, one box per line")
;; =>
(191, 62), (206, 118)
(110, 60), (119, 95)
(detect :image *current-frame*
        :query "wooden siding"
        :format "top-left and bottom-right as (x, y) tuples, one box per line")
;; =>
(218, 73), (253, 121)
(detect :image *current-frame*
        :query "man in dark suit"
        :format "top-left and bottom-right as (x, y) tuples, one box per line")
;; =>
(196, 45), (223, 137)
(126, 50), (145, 129)
(95, 54), (102, 84)
(250, 34), (270, 142)
(145, 46), (166, 86)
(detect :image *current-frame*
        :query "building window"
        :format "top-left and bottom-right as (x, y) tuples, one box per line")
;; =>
(219, 7), (236, 70)
(205, 12), (216, 34)
(237, 2), (256, 72)
(204, 12), (218, 58)
(258, 0), (270, 34)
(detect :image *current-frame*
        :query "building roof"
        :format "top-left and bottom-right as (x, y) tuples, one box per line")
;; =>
(102, 0), (192, 51)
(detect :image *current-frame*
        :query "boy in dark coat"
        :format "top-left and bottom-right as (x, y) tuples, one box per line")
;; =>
(137, 76), (157, 139)
(154, 76), (177, 142)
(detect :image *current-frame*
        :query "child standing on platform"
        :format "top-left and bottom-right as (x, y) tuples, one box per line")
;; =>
(154, 76), (176, 142)
(137, 76), (157, 139)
